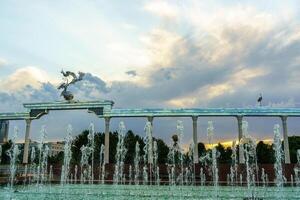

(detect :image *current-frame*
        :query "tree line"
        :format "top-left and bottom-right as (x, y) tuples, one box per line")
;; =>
(1, 131), (300, 165)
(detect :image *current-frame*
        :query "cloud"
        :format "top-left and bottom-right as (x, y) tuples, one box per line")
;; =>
(0, 66), (53, 92)
(144, 0), (179, 19)
(0, 58), (8, 68)
(121, 23), (137, 30)
(1, 2), (300, 142)
(126, 70), (137, 77)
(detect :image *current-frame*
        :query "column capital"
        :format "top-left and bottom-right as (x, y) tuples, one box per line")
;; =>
(236, 115), (243, 121)
(147, 116), (154, 122)
(192, 116), (198, 122)
(104, 117), (111, 123)
(280, 116), (288, 122)
(25, 119), (31, 124)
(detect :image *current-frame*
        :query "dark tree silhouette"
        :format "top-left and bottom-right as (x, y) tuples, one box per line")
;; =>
(215, 143), (232, 163)
(198, 142), (206, 157)
(256, 141), (274, 164)
(288, 136), (300, 163)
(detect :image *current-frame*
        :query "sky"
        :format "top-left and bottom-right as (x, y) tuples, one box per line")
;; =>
(0, 0), (300, 146)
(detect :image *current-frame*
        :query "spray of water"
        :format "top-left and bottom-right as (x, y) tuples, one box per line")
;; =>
(240, 121), (258, 199)
(61, 125), (73, 185)
(113, 121), (127, 184)
(0, 144), (2, 164)
(99, 144), (105, 183)
(88, 123), (95, 183)
(134, 141), (141, 185)
(80, 145), (93, 183)
(6, 127), (20, 188)
(273, 124), (284, 187)
(144, 121), (153, 184)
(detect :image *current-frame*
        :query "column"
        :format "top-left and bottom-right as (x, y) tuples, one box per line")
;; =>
(237, 116), (244, 164)
(0, 120), (9, 143)
(22, 119), (31, 164)
(104, 117), (110, 164)
(147, 116), (154, 126)
(192, 116), (199, 163)
(147, 116), (154, 164)
(281, 116), (291, 164)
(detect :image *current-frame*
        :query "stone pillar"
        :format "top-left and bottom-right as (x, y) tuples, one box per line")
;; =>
(147, 116), (154, 164)
(104, 117), (110, 164)
(192, 116), (199, 163)
(22, 119), (31, 164)
(237, 116), (244, 164)
(147, 116), (154, 126)
(0, 120), (9, 143)
(281, 116), (291, 164)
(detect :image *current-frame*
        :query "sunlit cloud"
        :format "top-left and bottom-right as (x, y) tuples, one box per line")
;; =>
(144, 0), (180, 19)
(0, 66), (53, 92)
(0, 1), (300, 142)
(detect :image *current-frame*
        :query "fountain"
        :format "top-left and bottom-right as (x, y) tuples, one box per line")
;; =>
(0, 144), (2, 164)
(134, 141), (141, 185)
(230, 141), (238, 185)
(88, 123), (95, 183)
(29, 146), (36, 184)
(0, 120), (300, 199)
(6, 127), (20, 188)
(61, 125), (73, 185)
(113, 121), (127, 184)
(294, 149), (300, 187)
(273, 124), (285, 187)
(99, 144), (105, 183)
(240, 121), (258, 198)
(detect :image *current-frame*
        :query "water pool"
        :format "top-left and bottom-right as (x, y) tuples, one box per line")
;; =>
(1, 184), (299, 200)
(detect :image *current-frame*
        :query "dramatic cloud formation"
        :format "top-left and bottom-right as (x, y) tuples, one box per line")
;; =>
(0, 1), (300, 144)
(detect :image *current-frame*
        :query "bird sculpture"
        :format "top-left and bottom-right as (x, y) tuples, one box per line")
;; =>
(57, 70), (85, 101)
(257, 93), (263, 107)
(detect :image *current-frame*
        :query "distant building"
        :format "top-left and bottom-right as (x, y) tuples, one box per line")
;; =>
(28, 141), (64, 157)
(48, 142), (64, 157)
(0, 120), (9, 144)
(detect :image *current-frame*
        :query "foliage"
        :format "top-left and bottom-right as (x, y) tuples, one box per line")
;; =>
(256, 141), (274, 164)
(198, 142), (206, 157)
(48, 151), (64, 164)
(215, 143), (232, 163)
(288, 136), (300, 163)
(156, 138), (169, 164)
(27, 132), (300, 165)
(68, 129), (169, 165)
(0, 140), (12, 164)
(124, 130), (144, 164)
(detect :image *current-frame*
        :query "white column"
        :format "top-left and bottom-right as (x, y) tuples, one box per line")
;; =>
(281, 116), (291, 164)
(192, 116), (199, 163)
(22, 119), (31, 164)
(237, 116), (244, 164)
(104, 117), (110, 164)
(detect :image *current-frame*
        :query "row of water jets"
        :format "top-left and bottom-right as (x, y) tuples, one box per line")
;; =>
(1, 121), (300, 191)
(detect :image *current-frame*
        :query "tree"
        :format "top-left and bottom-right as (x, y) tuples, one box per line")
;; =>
(198, 142), (206, 157)
(48, 152), (64, 164)
(288, 136), (300, 163)
(156, 138), (169, 164)
(256, 141), (274, 164)
(0, 140), (12, 164)
(71, 130), (89, 165)
(124, 130), (144, 164)
(215, 143), (232, 163)
(109, 131), (119, 164)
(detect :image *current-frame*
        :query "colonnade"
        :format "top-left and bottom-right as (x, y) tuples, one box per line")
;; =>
(20, 115), (292, 164)
(98, 115), (291, 165)
(0, 103), (295, 165)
